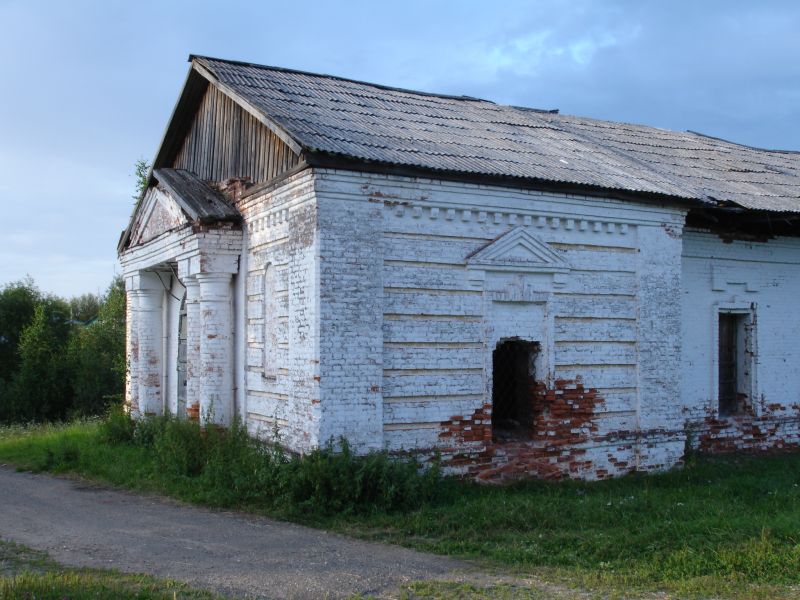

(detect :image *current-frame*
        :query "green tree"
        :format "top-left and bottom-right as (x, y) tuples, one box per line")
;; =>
(68, 292), (102, 323)
(133, 158), (150, 202)
(3, 300), (72, 422)
(0, 278), (41, 384)
(68, 277), (126, 415)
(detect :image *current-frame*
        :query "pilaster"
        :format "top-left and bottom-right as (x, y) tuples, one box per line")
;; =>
(183, 276), (201, 420)
(197, 272), (234, 426)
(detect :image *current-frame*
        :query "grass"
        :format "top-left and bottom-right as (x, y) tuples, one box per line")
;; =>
(0, 537), (221, 599)
(1, 415), (800, 599)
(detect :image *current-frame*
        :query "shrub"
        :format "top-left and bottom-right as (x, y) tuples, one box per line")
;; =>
(98, 403), (135, 444)
(97, 413), (441, 515)
(201, 422), (285, 505)
(152, 417), (210, 478)
(280, 439), (440, 515)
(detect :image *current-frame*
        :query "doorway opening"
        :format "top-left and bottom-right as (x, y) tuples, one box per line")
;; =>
(718, 312), (749, 416)
(491, 339), (539, 442)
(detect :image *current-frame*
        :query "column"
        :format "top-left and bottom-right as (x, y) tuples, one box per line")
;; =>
(124, 280), (140, 417)
(135, 273), (165, 417)
(196, 272), (234, 426)
(183, 276), (201, 420)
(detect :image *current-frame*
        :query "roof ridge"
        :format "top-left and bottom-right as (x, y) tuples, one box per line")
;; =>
(687, 130), (800, 155)
(189, 54), (494, 104)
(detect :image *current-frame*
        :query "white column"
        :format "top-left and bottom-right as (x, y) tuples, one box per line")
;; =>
(124, 281), (140, 417)
(184, 276), (201, 420)
(135, 273), (165, 417)
(197, 272), (234, 426)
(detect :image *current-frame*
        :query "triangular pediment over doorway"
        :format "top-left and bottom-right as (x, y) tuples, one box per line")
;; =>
(125, 169), (241, 250)
(128, 185), (189, 247)
(466, 226), (570, 273)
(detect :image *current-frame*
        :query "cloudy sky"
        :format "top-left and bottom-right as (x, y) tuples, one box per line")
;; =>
(1, 0), (798, 297)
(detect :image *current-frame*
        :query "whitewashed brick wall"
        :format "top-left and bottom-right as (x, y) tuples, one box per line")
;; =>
(681, 229), (800, 451)
(241, 171), (321, 451)
(308, 169), (689, 478)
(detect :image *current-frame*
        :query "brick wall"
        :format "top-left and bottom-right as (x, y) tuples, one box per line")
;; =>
(312, 169), (690, 479)
(682, 230), (800, 453)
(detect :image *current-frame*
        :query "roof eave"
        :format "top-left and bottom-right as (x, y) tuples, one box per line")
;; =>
(303, 150), (708, 211)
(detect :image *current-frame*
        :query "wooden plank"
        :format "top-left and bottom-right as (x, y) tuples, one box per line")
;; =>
(192, 61), (303, 154)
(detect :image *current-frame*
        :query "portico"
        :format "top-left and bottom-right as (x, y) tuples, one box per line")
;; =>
(120, 168), (242, 425)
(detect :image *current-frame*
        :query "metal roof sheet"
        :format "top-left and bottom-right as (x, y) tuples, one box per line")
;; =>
(194, 56), (800, 213)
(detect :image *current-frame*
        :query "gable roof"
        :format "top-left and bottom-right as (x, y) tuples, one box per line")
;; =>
(186, 55), (800, 213)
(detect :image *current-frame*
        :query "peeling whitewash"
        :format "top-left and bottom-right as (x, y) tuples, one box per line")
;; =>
(121, 166), (800, 481)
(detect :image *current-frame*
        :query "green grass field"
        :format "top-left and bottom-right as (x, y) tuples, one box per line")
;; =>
(1, 417), (799, 599)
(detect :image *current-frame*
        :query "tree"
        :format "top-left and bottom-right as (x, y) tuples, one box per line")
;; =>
(133, 158), (150, 202)
(3, 300), (72, 422)
(69, 292), (102, 323)
(0, 278), (41, 384)
(68, 277), (126, 415)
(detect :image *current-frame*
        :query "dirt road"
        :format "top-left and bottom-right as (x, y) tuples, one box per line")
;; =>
(0, 466), (470, 599)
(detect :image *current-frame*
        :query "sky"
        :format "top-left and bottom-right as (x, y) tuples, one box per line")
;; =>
(1, 0), (799, 298)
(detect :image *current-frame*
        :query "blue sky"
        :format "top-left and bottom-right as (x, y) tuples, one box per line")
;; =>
(1, 0), (798, 297)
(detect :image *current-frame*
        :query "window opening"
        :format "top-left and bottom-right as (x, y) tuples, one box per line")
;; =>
(492, 339), (539, 442)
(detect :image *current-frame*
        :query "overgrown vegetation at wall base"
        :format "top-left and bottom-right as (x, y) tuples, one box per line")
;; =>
(4, 410), (440, 515)
(2, 416), (800, 599)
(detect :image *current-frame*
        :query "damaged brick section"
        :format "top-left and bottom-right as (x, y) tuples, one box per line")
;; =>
(438, 378), (605, 483)
(693, 409), (800, 454)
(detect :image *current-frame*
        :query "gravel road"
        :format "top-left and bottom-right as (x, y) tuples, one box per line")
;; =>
(0, 466), (471, 599)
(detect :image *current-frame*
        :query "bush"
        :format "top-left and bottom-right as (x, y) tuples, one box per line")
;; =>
(98, 404), (135, 444)
(281, 440), (440, 514)
(201, 423), (285, 505)
(98, 414), (440, 515)
(152, 417), (210, 478)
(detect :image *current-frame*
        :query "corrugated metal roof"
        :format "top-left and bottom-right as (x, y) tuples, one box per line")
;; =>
(194, 56), (800, 213)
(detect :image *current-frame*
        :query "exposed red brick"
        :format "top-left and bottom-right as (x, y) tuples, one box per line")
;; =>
(436, 378), (606, 483)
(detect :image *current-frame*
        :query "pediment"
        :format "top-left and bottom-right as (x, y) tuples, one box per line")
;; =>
(466, 227), (570, 273)
(128, 186), (189, 247)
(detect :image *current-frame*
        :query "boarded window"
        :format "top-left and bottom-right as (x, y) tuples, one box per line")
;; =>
(718, 312), (748, 416)
(263, 264), (277, 379)
(492, 340), (539, 442)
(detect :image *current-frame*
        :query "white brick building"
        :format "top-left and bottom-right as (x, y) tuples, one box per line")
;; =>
(119, 56), (800, 481)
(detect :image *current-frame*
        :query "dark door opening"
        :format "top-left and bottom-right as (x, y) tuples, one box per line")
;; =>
(492, 339), (538, 442)
(718, 313), (742, 416)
